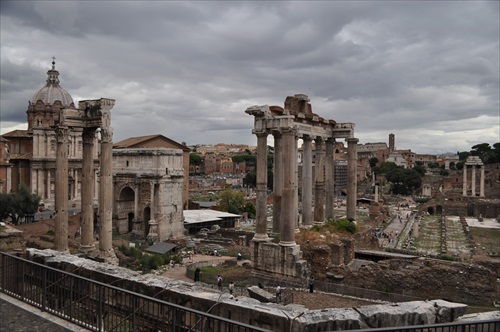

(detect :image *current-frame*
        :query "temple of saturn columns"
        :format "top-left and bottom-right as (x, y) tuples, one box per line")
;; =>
(245, 94), (358, 278)
(462, 156), (485, 197)
(53, 98), (118, 264)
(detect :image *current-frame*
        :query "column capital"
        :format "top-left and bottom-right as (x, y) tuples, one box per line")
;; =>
(346, 137), (359, 144)
(82, 128), (96, 144)
(55, 126), (70, 143)
(100, 127), (113, 143)
(255, 131), (268, 138)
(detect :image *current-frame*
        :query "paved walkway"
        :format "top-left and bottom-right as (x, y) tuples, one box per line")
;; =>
(0, 294), (89, 332)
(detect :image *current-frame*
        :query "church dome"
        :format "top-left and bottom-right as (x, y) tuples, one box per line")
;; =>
(31, 59), (74, 106)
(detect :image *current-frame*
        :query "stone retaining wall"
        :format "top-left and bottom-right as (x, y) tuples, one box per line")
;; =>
(26, 249), (471, 331)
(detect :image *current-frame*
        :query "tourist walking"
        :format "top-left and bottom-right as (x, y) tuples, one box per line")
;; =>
(217, 275), (223, 291)
(275, 285), (282, 303)
(228, 281), (234, 295)
(308, 275), (314, 293)
(194, 267), (201, 282)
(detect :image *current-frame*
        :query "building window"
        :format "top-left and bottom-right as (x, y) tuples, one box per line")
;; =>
(126, 161), (129, 167)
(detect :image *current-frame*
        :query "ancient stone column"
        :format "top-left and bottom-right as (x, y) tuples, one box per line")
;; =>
(147, 180), (159, 242)
(73, 169), (78, 200)
(314, 137), (325, 223)
(463, 165), (468, 196)
(80, 128), (96, 253)
(54, 126), (70, 252)
(480, 166), (485, 197)
(346, 137), (359, 221)
(325, 137), (335, 220)
(280, 128), (296, 246)
(302, 135), (313, 226)
(98, 127), (117, 262)
(471, 166), (476, 196)
(294, 135), (299, 228)
(272, 132), (283, 234)
(132, 178), (141, 232)
(46, 169), (51, 200)
(254, 132), (269, 242)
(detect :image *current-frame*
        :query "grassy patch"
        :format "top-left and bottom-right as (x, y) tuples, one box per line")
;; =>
(470, 227), (500, 254)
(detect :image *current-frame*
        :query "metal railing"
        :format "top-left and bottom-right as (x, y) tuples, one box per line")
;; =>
(351, 319), (500, 332)
(1, 251), (498, 332)
(0, 252), (270, 332)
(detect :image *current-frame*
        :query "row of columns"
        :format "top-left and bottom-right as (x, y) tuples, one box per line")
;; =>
(462, 164), (485, 197)
(253, 130), (358, 246)
(54, 125), (115, 260)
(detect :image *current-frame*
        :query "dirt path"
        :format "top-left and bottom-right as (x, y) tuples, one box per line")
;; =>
(161, 254), (234, 282)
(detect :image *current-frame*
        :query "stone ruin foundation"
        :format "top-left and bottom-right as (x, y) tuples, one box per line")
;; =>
(245, 94), (359, 279)
(23, 249), (491, 332)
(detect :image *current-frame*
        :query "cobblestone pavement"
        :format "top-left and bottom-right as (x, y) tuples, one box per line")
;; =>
(0, 295), (88, 332)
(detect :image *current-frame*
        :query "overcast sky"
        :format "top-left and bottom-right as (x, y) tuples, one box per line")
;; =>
(1, 1), (498, 154)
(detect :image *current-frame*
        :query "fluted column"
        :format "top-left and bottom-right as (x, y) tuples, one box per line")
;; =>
(346, 137), (359, 221)
(302, 136), (313, 226)
(54, 126), (70, 252)
(463, 165), (467, 196)
(279, 128), (296, 246)
(314, 137), (325, 223)
(253, 132), (269, 242)
(272, 132), (283, 233)
(471, 166), (476, 196)
(480, 166), (485, 197)
(98, 127), (116, 260)
(73, 169), (79, 200)
(325, 137), (335, 220)
(46, 169), (51, 200)
(80, 128), (96, 252)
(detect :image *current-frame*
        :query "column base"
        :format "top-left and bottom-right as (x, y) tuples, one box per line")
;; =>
(97, 248), (119, 265)
(79, 244), (95, 253)
(252, 233), (270, 242)
(279, 240), (296, 247)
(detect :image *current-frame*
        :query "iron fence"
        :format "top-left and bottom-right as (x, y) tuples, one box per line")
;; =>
(0, 252), (270, 332)
(1, 251), (498, 332)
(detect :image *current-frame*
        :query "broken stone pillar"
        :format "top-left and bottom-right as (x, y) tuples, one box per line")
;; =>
(471, 166), (476, 196)
(302, 135), (313, 226)
(54, 126), (70, 252)
(98, 127), (117, 263)
(80, 128), (96, 253)
(325, 137), (335, 220)
(254, 132), (269, 242)
(463, 165), (467, 196)
(147, 180), (159, 242)
(314, 137), (325, 223)
(346, 137), (359, 221)
(279, 128), (296, 246)
(480, 165), (485, 197)
(272, 132), (283, 234)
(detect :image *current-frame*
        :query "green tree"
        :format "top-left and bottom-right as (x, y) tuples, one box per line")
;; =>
(189, 153), (203, 166)
(458, 151), (471, 161)
(369, 157), (379, 168)
(413, 164), (426, 177)
(244, 170), (256, 188)
(243, 202), (256, 218)
(385, 168), (422, 195)
(0, 186), (40, 224)
(380, 161), (401, 174)
(218, 189), (244, 214)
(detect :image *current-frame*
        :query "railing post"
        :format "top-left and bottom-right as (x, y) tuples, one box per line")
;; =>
(42, 268), (47, 311)
(1, 253), (4, 292)
(98, 285), (103, 332)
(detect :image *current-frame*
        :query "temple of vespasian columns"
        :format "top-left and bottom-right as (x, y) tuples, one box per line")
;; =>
(53, 98), (118, 264)
(246, 94), (358, 278)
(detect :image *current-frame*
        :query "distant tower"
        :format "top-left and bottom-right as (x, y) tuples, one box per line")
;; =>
(389, 133), (395, 153)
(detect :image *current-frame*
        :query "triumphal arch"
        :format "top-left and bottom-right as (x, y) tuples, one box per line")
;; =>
(53, 98), (118, 264)
(246, 94), (358, 278)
